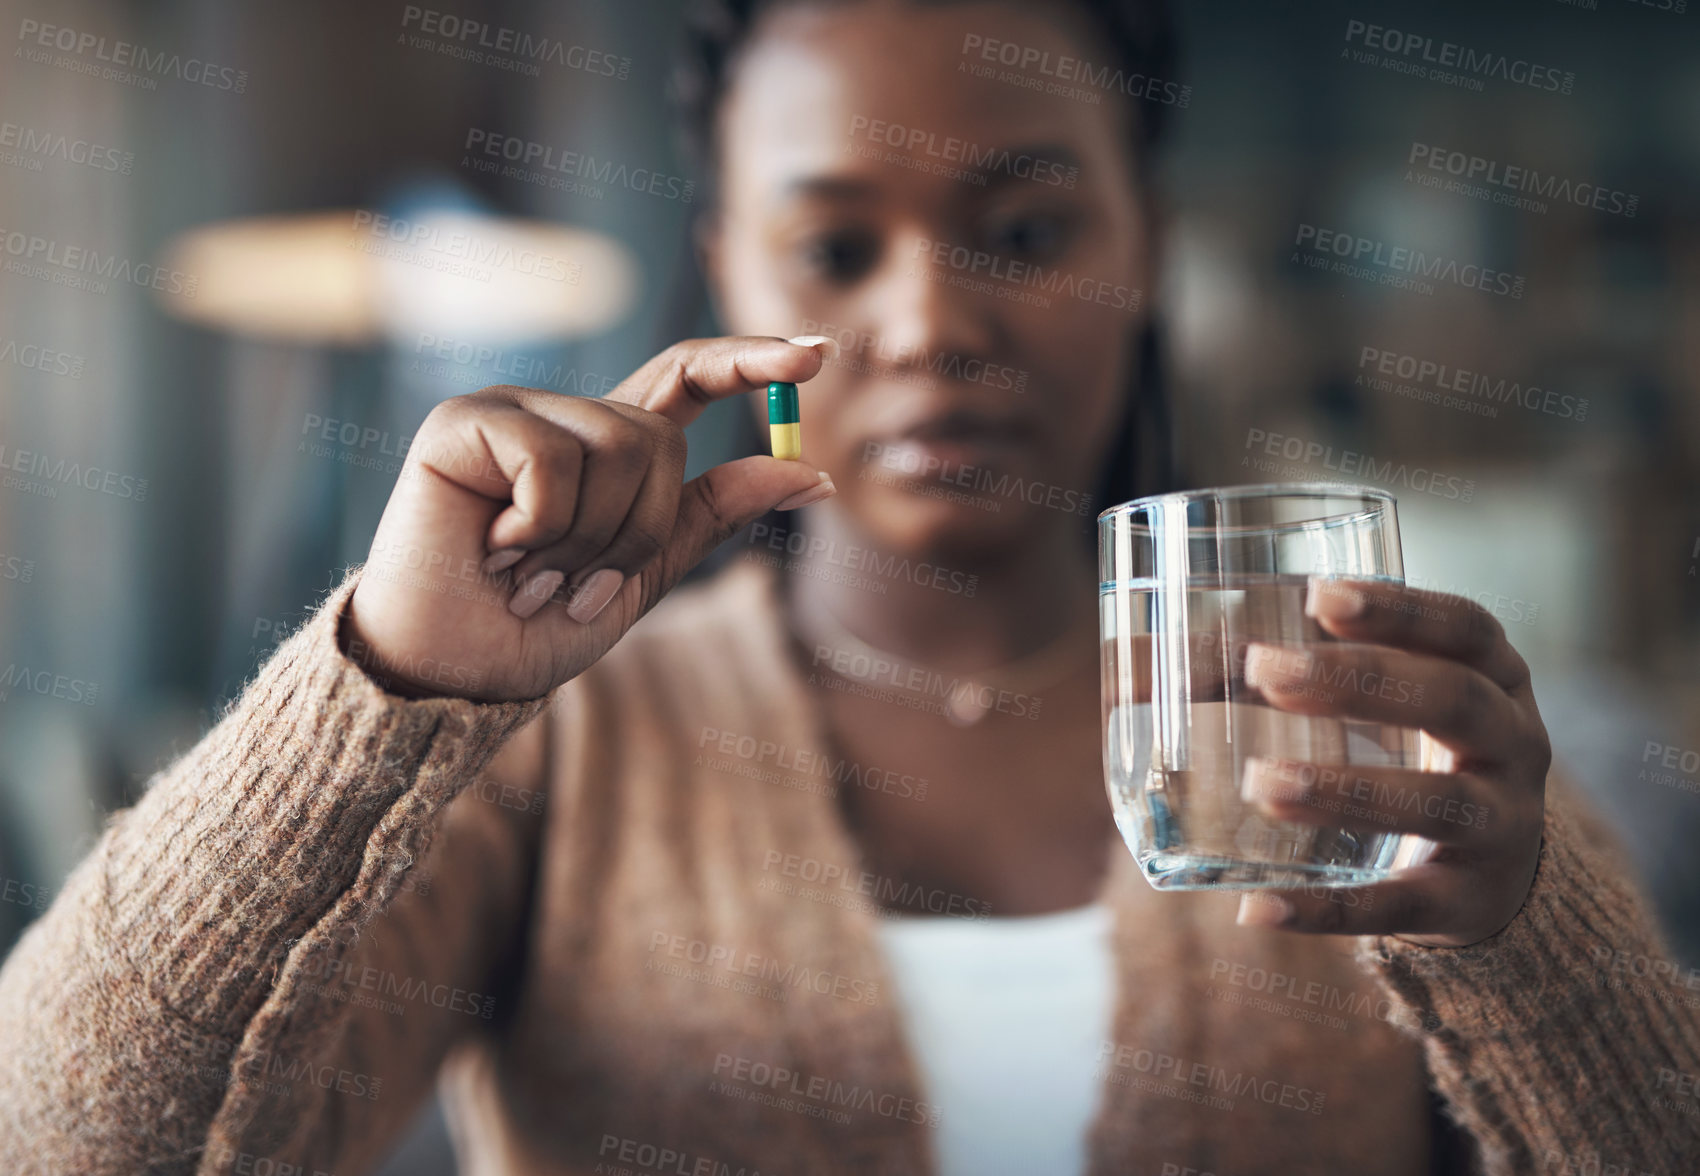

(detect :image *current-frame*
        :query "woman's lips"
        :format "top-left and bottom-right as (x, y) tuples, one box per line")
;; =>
(864, 417), (1033, 484)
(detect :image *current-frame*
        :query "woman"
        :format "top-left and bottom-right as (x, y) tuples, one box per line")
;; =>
(1, 0), (1694, 1173)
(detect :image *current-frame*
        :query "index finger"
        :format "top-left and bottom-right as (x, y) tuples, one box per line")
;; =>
(1304, 577), (1530, 693)
(607, 336), (826, 426)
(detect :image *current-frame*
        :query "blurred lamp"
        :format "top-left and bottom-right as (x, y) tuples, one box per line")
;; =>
(153, 209), (639, 346)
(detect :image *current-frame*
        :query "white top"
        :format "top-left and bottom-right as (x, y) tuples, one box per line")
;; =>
(875, 903), (1116, 1176)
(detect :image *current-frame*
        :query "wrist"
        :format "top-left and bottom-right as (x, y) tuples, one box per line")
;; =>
(338, 587), (462, 700)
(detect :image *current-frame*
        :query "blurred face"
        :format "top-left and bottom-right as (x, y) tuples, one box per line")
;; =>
(705, 0), (1152, 562)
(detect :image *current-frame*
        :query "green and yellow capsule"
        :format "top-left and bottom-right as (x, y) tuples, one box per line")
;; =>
(768, 381), (801, 461)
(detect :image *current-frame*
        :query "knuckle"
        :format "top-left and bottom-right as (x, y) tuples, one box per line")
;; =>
(653, 340), (700, 382)
(1441, 671), (1493, 731)
(1462, 599), (1504, 657)
(1520, 717), (1554, 779)
(423, 392), (478, 431)
(618, 526), (668, 570)
(533, 439), (582, 487)
(598, 415), (655, 472)
(694, 473), (736, 545)
(647, 411), (687, 459)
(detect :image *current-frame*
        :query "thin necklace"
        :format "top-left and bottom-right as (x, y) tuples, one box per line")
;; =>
(789, 586), (1094, 727)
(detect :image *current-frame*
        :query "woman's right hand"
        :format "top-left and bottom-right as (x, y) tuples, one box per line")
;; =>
(341, 337), (836, 701)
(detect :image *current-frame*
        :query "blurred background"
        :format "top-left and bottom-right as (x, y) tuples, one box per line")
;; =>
(1, 0), (1696, 1169)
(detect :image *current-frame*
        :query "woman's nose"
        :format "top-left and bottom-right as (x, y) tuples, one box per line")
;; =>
(860, 231), (1000, 371)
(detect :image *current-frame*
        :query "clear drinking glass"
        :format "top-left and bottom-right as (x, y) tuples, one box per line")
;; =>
(1099, 483), (1424, 890)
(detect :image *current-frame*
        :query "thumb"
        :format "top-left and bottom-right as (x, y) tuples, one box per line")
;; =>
(662, 456), (835, 586)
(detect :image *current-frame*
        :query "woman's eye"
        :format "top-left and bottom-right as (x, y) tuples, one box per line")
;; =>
(799, 230), (879, 283)
(982, 211), (1075, 263)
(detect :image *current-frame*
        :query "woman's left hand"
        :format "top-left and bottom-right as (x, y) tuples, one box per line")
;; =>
(1234, 577), (1551, 947)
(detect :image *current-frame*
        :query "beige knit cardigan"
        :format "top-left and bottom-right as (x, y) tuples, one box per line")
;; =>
(0, 560), (1695, 1175)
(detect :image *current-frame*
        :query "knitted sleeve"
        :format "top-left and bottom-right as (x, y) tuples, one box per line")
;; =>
(0, 569), (550, 1175)
(1358, 782), (1700, 1176)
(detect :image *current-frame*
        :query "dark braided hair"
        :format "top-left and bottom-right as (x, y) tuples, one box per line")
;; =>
(668, 0), (1181, 524)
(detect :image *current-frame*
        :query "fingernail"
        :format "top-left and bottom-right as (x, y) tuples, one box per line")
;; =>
(775, 473), (836, 511)
(1236, 893), (1297, 928)
(566, 567), (624, 624)
(483, 547), (525, 575)
(787, 334), (841, 361)
(509, 569), (564, 620)
(1306, 578), (1365, 621)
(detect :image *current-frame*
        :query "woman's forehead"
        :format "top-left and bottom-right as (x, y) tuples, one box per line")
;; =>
(718, 1), (1128, 190)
